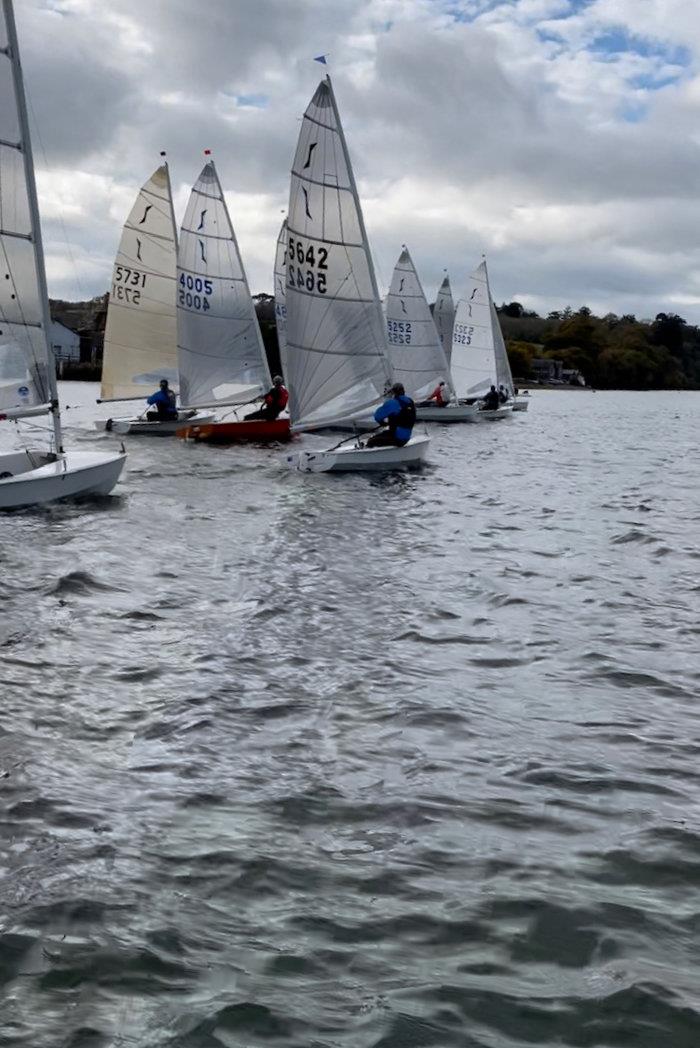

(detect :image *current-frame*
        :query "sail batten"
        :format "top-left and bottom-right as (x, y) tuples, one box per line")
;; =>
(283, 77), (391, 429)
(176, 159), (270, 409)
(100, 164), (179, 400)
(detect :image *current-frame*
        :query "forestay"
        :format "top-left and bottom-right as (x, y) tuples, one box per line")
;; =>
(433, 274), (455, 367)
(273, 219), (287, 363)
(451, 260), (498, 398)
(385, 247), (452, 402)
(0, 8), (49, 412)
(177, 160), (270, 407)
(101, 165), (178, 400)
(284, 76), (392, 429)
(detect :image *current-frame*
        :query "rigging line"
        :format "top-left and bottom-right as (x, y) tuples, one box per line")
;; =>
(25, 88), (85, 301)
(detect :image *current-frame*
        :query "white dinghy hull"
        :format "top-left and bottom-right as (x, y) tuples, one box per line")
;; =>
(512, 396), (530, 412)
(476, 404), (513, 421)
(289, 433), (430, 473)
(416, 403), (480, 423)
(95, 411), (214, 436)
(0, 449), (126, 510)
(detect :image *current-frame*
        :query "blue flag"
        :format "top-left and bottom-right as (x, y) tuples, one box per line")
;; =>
(314, 55), (327, 65)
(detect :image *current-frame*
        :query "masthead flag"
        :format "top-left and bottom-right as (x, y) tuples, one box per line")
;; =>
(314, 54), (328, 65)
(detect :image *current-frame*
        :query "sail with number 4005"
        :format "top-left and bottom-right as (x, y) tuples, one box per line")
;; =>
(283, 76), (392, 430)
(177, 159), (270, 408)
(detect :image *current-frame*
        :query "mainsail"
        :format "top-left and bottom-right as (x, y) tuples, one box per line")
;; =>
(283, 76), (392, 429)
(451, 259), (499, 398)
(385, 247), (452, 401)
(273, 219), (287, 365)
(433, 274), (455, 367)
(0, 4), (50, 414)
(177, 159), (270, 408)
(101, 164), (178, 400)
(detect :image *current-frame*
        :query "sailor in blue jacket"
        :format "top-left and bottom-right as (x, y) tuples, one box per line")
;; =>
(366, 382), (416, 447)
(146, 379), (178, 421)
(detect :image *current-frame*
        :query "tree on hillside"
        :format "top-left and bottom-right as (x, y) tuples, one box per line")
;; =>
(652, 313), (686, 357)
(506, 340), (538, 378)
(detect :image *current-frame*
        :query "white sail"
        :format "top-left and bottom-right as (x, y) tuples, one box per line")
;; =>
(0, 7), (50, 413)
(452, 259), (499, 398)
(101, 164), (178, 400)
(283, 76), (392, 430)
(385, 247), (451, 401)
(433, 274), (455, 367)
(273, 219), (287, 364)
(492, 299), (514, 395)
(177, 159), (270, 408)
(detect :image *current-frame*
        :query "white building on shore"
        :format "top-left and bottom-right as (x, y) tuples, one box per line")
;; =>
(49, 320), (80, 364)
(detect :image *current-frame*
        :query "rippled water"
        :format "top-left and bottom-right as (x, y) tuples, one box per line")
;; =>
(1, 385), (699, 1047)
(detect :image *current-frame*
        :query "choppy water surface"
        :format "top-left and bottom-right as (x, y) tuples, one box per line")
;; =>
(1, 385), (699, 1047)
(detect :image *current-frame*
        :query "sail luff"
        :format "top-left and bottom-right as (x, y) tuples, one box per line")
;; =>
(274, 219), (287, 365)
(2, 0), (60, 446)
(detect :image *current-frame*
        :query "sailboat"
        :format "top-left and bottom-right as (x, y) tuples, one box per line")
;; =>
(0, 0), (125, 509)
(284, 76), (429, 472)
(95, 160), (213, 436)
(176, 157), (289, 443)
(384, 246), (454, 408)
(447, 259), (513, 422)
(433, 274), (455, 366)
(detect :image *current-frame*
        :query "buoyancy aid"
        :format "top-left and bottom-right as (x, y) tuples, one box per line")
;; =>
(389, 394), (416, 431)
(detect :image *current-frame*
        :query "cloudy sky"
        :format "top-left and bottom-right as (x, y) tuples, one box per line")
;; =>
(15, 0), (700, 320)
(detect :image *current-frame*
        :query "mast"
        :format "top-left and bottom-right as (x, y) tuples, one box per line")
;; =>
(3, 0), (63, 453)
(324, 74), (392, 388)
(162, 152), (179, 252)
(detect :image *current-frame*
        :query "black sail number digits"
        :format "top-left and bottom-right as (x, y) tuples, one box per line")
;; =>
(112, 264), (146, 304)
(287, 235), (328, 294)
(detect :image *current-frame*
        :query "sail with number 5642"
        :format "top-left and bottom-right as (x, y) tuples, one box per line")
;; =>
(282, 76), (392, 431)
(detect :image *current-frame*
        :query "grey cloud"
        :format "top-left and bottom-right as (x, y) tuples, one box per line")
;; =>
(13, 0), (700, 321)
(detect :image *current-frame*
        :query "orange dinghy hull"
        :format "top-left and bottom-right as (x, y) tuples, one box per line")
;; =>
(178, 419), (292, 443)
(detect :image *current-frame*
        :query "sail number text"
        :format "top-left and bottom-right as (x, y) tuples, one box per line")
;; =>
(112, 265), (146, 304)
(179, 273), (213, 312)
(453, 323), (474, 345)
(287, 236), (328, 294)
(387, 320), (412, 345)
